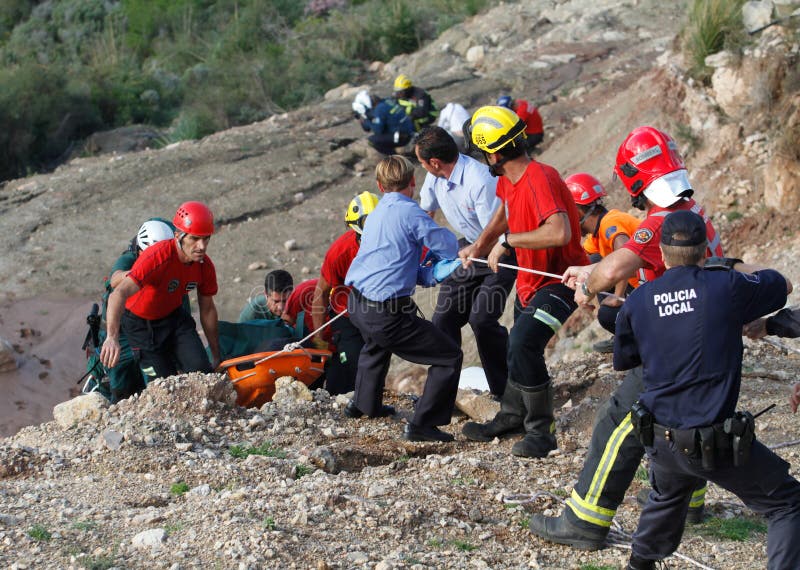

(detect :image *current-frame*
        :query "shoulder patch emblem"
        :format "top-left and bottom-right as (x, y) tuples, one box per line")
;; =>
(604, 225), (618, 240)
(633, 228), (654, 244)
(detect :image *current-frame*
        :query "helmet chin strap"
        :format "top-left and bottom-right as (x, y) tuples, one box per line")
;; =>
(631, 194), (648, 210)
(483, 152), (511, 177)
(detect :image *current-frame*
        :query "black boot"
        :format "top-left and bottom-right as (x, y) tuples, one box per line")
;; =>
(511, 381), (557, 458)
(461, 381), (525, 442)
(627, 553), (658, 569)
(529, 511), (608, 551)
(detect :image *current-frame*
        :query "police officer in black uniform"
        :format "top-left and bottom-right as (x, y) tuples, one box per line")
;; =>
(614, 210), (800, 570)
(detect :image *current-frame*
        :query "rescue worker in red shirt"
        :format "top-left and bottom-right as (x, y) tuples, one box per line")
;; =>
(529, 126), (724, 550)
(497, 95), (544, 152)
(459, 106), (588, 458)
(281, 278), (317, 337)
(100, 202), (220, 381)
(310, 192), (380, 395)
(568, 172), (643, 349)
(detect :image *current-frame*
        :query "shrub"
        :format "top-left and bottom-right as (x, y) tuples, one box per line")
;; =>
(684, 0), (747, 81)
(170, 481), (190, 496)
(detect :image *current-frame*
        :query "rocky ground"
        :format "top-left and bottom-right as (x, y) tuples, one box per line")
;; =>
(1, 0), (799, 568)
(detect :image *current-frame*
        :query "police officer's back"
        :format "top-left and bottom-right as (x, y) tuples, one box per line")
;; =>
(614, 210), (800, 570)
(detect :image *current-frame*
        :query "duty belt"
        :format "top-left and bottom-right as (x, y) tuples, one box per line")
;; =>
(654, 422), (735, 470)
(352, 288), (415, 311)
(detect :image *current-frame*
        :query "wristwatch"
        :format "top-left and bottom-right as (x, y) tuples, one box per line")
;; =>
(580, 281), (593, 299)
(498, 232), (513, 250)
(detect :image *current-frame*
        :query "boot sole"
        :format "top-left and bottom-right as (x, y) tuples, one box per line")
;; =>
(529, 527), (605, 551)
(461, 425), (524, 442)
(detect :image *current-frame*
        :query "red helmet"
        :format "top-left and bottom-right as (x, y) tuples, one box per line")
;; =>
(566, 173), (606, 205)
(173, 201), (214, 236)
(614, 126), (692, 207)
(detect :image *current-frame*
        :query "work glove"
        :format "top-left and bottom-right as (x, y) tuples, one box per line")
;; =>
(433, 259), (462, 282)
(416, 264), (437, 287)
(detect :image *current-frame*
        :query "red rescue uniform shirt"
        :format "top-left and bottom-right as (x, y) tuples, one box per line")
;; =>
(515, 100), (543, 136)
(284, 278), (317, 334)
(321, 229), (360, 314)
(125, 239), (218, 320)
(582, 209), (643, 288)
(496, 160), (589, 307)
(623, 198), (724, 281)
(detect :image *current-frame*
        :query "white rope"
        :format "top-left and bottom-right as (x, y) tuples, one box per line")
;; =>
(253, 310), (346, 365)
(467, 257), (626, 302)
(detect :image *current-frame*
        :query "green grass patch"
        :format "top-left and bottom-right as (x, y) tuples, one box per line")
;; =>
(262, 516), (276, 530)
(28, 524), (51, 541)
(427, 537), (444, 548)
(170, 481), (190, 496)
(553, 488), (568, 498)
(580, 565), (616, 570)
(634, 466), (649, 482)
(694, 516), (767, 541)
(229, 441), (287, 459)
(295, 464), (313, 479)
(683, 0), (748, 81)
(71, 520), (98, 532)
(452, 539), (476, 552)
(164, 521), (185, 535)
(82, 555), (117, 570)
(518, 517), (530, 529)
(725, 210), (743, 221)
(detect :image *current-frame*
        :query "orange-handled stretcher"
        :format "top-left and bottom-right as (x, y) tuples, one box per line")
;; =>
(217, 348), (331, 408)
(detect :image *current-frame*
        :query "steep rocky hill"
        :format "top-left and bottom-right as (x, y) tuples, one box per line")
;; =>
(0, 0), (799, 568)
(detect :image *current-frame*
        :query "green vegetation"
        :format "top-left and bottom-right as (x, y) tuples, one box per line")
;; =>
(693, 516), (767, 541)
(0, 0), (494, 181)
(452, 539), (476, 552)
(683, 0), (748, 81)
(295, 464), (314, 479)
(164, 521), (185, 535)
(71, 520), (98, 532)
(635, 466), (649, 482)
(518, 517), (530, 529)
(580, 565), (616, 570)
(229, 441), (287, 459)
(262, 516), (276, 530)
(27, 524), (52, 541)
(170, 481), (190, 496)
(82, 555), (117, 570)
(725, 210), (744, 221)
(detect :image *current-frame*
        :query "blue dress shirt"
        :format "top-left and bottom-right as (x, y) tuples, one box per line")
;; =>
(419, 154), (499, 243)
(345, 192), (458, 301)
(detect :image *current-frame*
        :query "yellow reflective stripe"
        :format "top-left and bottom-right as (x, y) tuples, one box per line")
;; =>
(142, 366), (157, 377)
(587, 412), (636, 505)
(689, 485), (707, 508)
(533, 308), (562, 333)
(566, 489), (615, 527)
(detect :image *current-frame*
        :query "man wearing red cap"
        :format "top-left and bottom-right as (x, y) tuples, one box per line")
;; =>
(100, 201), (220, 383)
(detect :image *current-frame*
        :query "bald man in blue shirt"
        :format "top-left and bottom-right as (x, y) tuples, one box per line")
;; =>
(345, 155), (463, 442)
(416, 126), (515, 398)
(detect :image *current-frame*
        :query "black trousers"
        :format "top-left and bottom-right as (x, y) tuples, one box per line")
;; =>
(508, 283), (576, 389)
(432, 247), (515, 396)
(368, 133), (411, 155)
(122, 307), (211, 383)
(635, 436), (800, 568)
(347, 290), (463, 427)
(566, 366), (706, 531)
(325, 315), (364, 396)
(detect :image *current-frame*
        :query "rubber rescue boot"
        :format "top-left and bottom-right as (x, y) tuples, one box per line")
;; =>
(461, 381), (525, 442)
(528, 512), (607, 551)
(511, 382), (557, 458)
(627, 553), (658, 569)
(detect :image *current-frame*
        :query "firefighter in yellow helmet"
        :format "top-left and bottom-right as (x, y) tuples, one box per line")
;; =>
(309, 192), (380, 395)
(393, 74), (438, 132)
(459, 106), (588, 458)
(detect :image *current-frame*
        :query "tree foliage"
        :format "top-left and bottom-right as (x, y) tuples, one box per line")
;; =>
(0, 0), (493, 181)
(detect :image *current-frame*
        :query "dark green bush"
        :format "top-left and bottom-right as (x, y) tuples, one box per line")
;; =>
(0, 0), (495, 181)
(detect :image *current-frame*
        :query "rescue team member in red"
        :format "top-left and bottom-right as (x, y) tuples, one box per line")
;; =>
(529, 126), (723, 550)
(310, 192), (380, 395)
(100, 202), (220, 381)
(459, 105), (588, 458)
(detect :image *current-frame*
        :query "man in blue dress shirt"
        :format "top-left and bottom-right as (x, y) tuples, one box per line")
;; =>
(415, 126), (515, 398)
(345, 155), (463, 442)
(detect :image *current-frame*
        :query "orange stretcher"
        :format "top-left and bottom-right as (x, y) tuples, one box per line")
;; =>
(217, 348), (331, 408)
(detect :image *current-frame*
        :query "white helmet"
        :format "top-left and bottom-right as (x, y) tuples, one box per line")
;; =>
(136, 220), (174, 250)
(352, 90), (372, 117)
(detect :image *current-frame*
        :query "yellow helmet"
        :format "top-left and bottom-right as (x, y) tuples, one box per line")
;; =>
(469, 106), (527, 153)
(345, 191), (380, 234)
(393, 74), (413, 92)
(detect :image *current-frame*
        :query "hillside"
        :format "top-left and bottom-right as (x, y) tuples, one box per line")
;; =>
(0, 0), (799, 568)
